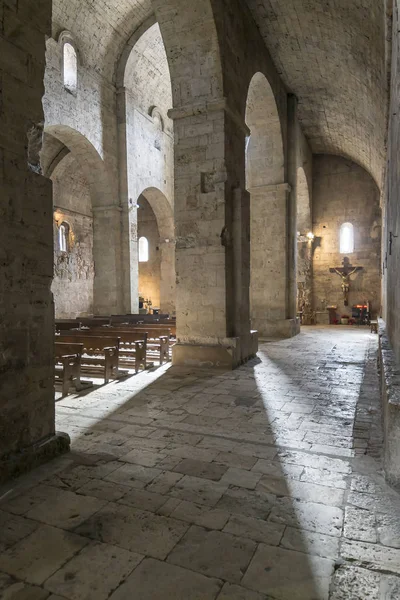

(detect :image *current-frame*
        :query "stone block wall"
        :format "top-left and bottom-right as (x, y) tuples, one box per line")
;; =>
(384, 0), (400, 363)
(0, 0), (69, 479)
(51, 153), (94, 318)
(312, 155), (381, 318)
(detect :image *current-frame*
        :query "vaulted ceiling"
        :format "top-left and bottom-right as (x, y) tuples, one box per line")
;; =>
(52, 0), (389, 187)
(245, 0), (389, 187)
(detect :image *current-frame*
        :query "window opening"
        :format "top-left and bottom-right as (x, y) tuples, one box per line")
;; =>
(138, 236), (149, 262)
(63, 42), (77, 94)
(340, 222), (354, 254)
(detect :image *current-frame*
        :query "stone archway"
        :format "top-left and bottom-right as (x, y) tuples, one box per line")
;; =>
(138, 187), (175, 314)
(41, 126), (120, 315)
(245, 72), (290, 338)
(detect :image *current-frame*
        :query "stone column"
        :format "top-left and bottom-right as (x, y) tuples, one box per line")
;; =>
(116, 86), (138, 315)
(287, 95), (300, 331)
(0, 0), (70, 482)
(250, 183), (298, 337)
(92, 205), (124, 315)
(297, 236), (313, 324)
(159, 239), (176, 314)
(168, 100), (257, 368)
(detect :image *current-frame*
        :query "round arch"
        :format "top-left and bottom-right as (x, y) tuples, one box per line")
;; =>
(245, 72), (285, 190)
(139, 187), (174, 241)
(245, 72), (288, 338)
(43, 125), (112, 208)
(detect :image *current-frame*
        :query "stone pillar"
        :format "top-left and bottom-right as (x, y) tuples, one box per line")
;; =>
(250, 183), (298, 337)
(297, 236), (313, 324)
(116, 86), (138, 315)
(92, 205), (124, 315)
(287, 95), (300, 330)
(168, 101), (257, 368)
(0, 0), (69, 482)
(159, 240), (176, 314)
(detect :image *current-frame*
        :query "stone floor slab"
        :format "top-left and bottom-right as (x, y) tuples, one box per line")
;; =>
(0, 525), (88, 585)
(108, 557), (222, 600)
(167, 525), (256, 583)
(173, 458), (227, 481)
(241, 544), (334, 600)
(74, 502), (188, 559)
(217, 582), (269, 599)
(169, 475), (228, 506)
(44, 542), (143, 600)
(25, 489), (107, 530)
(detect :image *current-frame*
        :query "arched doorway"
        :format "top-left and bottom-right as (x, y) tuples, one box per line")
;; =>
(245, 72), (287, 337)
(137, 187), (175, 315)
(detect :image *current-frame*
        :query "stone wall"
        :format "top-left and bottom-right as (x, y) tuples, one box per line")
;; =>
(51, 154), (94, 318)
(43, 24), (123, 315)
(138, 196), (161, 309)
(384, 0), (400, 363)
(312, 155), (381, 319)
(0, 0), (69, 480)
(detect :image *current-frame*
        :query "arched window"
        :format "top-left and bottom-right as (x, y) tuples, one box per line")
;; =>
(58, 223), (68, 252)
(340, 222), (354, 254)
(63, 42), (77, 94)
(138, 236), (149, 262)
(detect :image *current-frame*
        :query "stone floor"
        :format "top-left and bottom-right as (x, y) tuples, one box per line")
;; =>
(1, 327), (400, 599)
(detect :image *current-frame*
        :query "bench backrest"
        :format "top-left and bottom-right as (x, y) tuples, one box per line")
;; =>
(55, 321), (82, 331)
(57, 333), (120, 352)
(91, 325), (171, 339)
(77, 328), (148, 345)
(55, 342), (84, 358)
(110, 314), (172, 324)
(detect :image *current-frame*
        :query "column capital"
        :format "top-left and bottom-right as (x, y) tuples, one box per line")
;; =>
(168, 97), (250, 136)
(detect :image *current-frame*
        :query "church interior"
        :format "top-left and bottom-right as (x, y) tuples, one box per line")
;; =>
(1, 0), (400, 598)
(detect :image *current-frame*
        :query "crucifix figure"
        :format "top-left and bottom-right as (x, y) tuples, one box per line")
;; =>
(329, 257), (363, 306)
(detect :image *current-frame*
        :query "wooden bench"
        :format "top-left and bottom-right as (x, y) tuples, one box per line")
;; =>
(77, 328), (147, 372)
(57, 333), (120, 383)
(55, 320), (82, 332)
(95, 325), (171, 365)
(110, 313), (172, 323)
(54, 342), (83, 396)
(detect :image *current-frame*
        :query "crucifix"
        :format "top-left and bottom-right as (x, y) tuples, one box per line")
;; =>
(329, 257), (363, 306)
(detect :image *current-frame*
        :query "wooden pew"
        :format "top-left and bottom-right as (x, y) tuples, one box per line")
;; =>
(54, 342), (83, 397)
(57, 333), (120, 383)
(111, 314), (172, 323)
(74, 329), (147, 372)
(55, 320), (81, 332)
(93, 325), (171, 365)
(109, 321), (176, 338)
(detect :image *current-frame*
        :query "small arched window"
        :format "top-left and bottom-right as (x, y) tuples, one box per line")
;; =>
(58, 223), (68, 252)
(340, 222), (354, 254)
(138, 236), (149, 262)
(63, 42), (77, 94)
